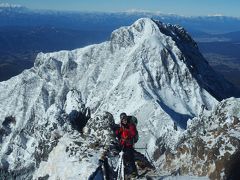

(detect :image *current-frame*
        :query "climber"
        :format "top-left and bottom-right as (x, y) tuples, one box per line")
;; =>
(115, 112), (138, 177)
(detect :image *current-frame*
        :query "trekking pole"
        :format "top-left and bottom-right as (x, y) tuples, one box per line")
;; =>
(101, 160), (107, 180)
(120, 151), (124, 180)
(115, 150), (125, 180)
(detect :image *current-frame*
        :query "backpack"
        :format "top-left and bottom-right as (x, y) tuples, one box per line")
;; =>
(128, 116), (139, 143)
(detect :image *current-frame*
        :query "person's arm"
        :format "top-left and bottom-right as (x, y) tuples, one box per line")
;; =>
(115, 127), (122, 140)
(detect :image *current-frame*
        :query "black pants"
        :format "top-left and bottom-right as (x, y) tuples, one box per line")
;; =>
(123, 147), (138, 174)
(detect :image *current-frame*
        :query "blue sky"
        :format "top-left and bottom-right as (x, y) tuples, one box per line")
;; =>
(2, 0), (240, 17)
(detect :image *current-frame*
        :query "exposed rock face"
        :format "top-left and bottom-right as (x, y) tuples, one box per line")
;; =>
(84, 111), (117, 148)
(157, 98), (240, 179)
(34, 111), (117, 180)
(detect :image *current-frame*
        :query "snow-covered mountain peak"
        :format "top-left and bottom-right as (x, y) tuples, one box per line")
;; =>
(110, 18), (159, 49)
(110, 18), (197, 51)
(109, 18), (238, 103)
(1, 18), (240, 179)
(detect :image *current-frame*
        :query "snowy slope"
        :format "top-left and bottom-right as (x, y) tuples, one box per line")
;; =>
(0, 18), (239, 179)
(157, 97), (240, 179)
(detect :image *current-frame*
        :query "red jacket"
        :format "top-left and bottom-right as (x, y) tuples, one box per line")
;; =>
(116, 123), (137, 148)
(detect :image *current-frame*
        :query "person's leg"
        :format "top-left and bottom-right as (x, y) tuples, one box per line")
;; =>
(124, 148), (138, 175)
(129, 148), (138, 175)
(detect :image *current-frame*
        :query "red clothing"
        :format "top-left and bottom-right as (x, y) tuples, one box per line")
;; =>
(116, 123), (137, 148)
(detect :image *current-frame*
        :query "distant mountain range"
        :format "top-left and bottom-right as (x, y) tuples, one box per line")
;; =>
(1, 5), (240, 33)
